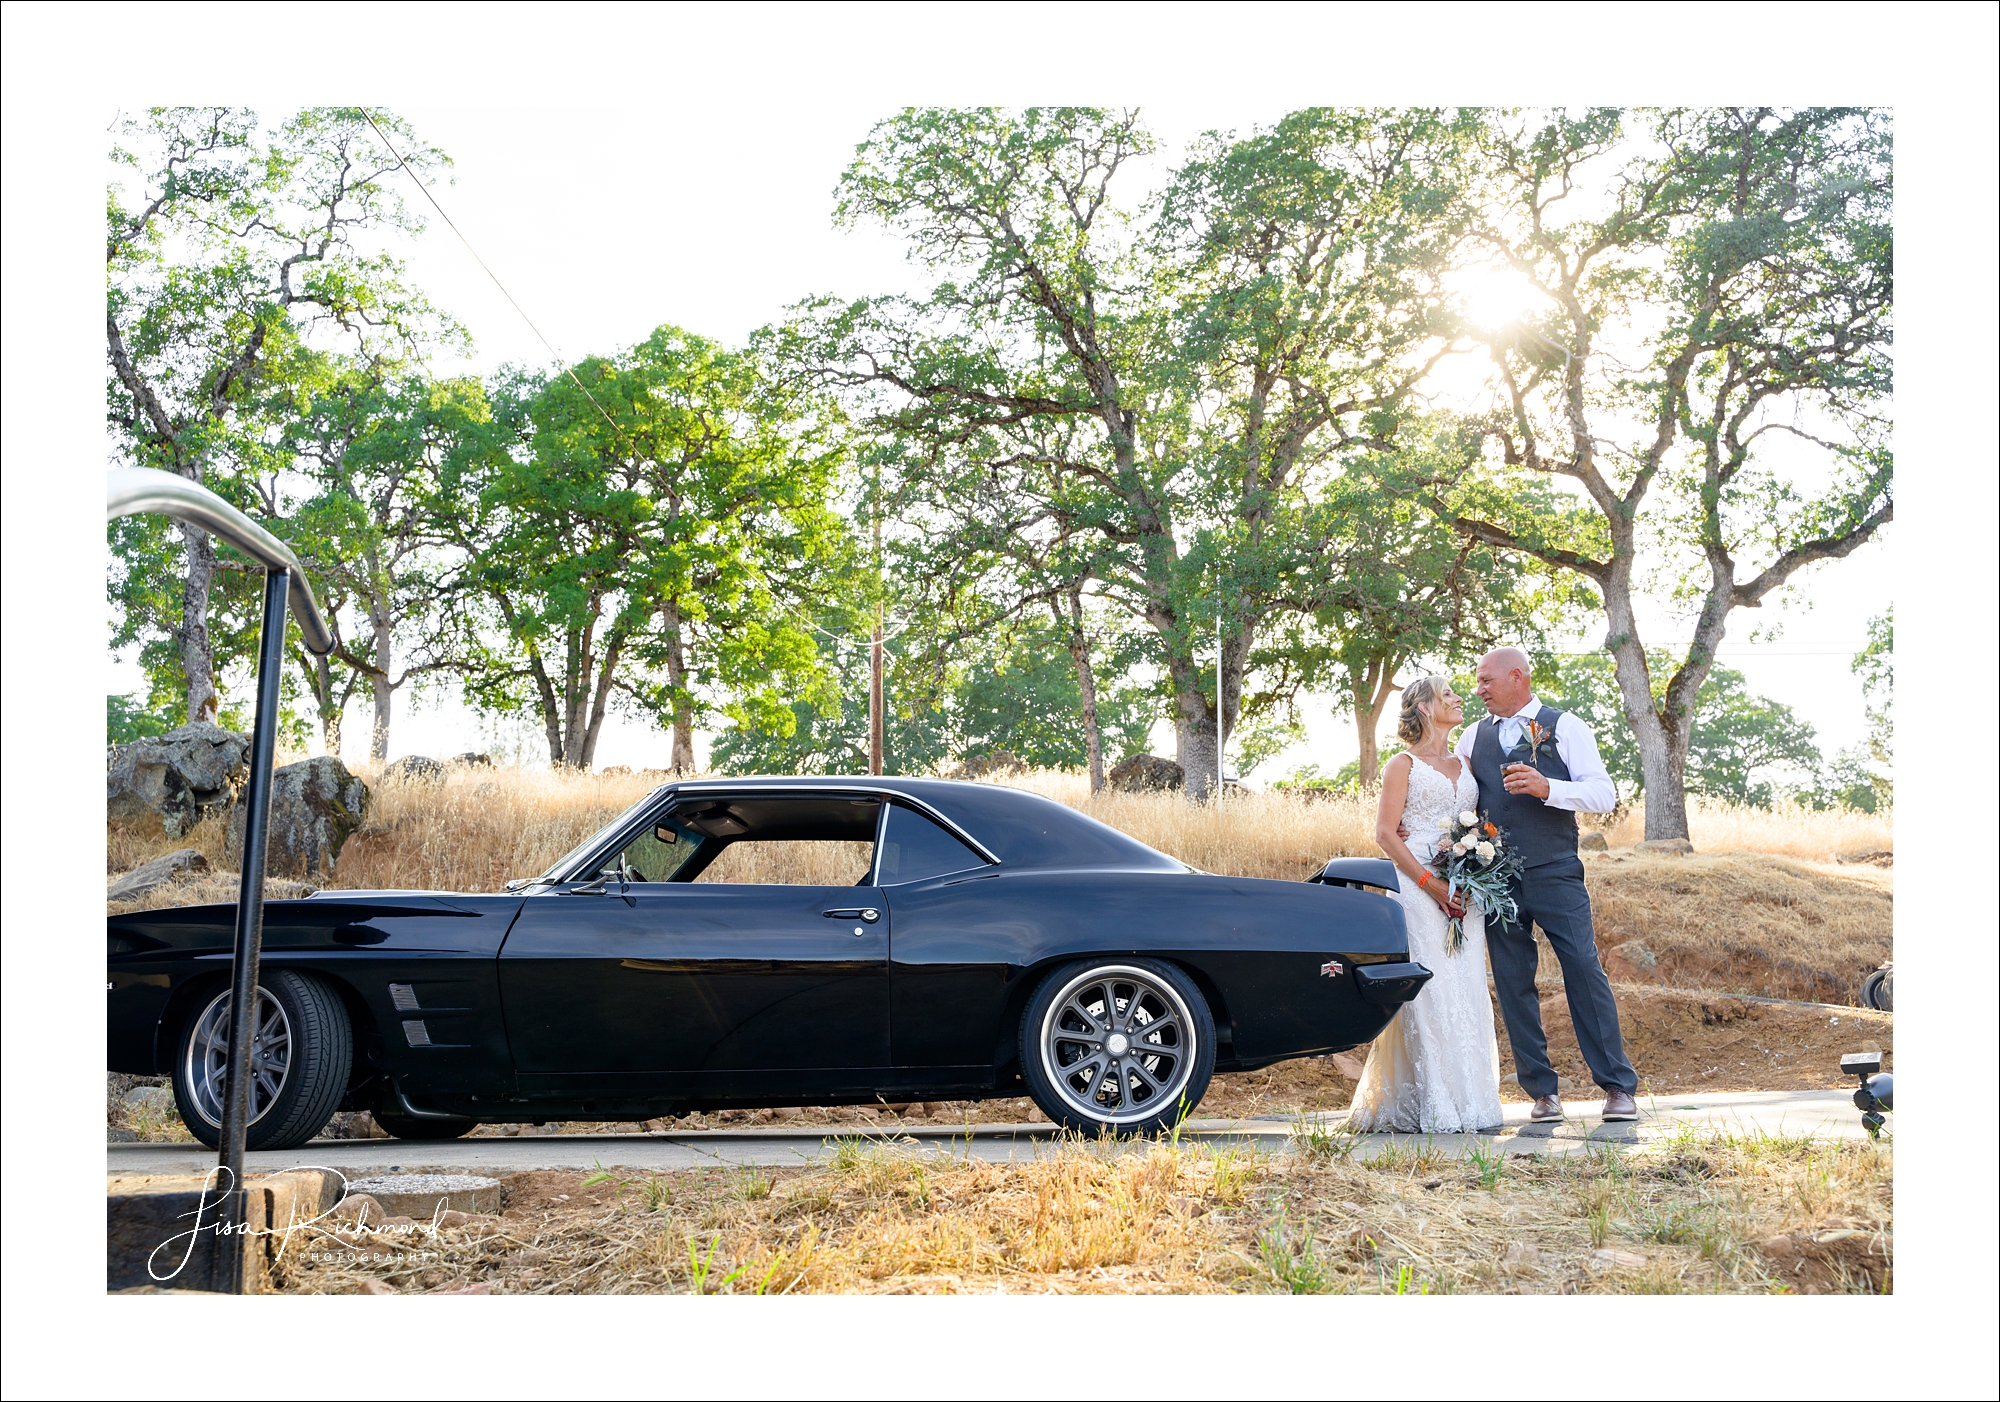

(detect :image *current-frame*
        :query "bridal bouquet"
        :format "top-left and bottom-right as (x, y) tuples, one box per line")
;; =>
(1427, 810), (1524, 956)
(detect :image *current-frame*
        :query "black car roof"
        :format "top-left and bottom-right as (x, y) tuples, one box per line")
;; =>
(658, 776), (1186, 873)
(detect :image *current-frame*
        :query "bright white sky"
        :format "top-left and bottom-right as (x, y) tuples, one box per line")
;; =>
(111, 99), (1889, 776)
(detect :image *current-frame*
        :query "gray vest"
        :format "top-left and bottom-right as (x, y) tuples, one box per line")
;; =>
(1469, 704), (1578, 869)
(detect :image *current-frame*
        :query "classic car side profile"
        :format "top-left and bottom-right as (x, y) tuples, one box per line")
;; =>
(108, 777), (1431, 1148)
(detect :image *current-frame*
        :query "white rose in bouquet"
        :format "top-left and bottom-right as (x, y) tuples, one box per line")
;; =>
(1454, 838), (1471, 853)
(1477, 841), (1496, 859)
(1436, 817), (1453, 831)
(1459, 810), (1479, 827)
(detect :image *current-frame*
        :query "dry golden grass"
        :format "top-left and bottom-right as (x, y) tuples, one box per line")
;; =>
(1598, 798), (1892, 862)
(694, 840), (875, 885)
(273, 1130), (1891, 1296)
(108, 762), (1890, 897)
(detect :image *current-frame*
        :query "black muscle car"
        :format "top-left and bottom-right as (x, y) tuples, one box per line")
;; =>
(108, 776), (1430, 1147)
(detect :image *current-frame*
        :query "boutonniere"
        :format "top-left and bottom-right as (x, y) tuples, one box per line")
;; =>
(1522, 719), (1552, 765)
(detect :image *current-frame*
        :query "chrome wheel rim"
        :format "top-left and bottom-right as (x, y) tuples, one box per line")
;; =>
(1040, 964), (1197, 1124)
(184, 987), (291, 1129)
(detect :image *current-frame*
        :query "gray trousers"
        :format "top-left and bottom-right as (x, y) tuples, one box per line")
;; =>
(1487, 859), (1637, 1097)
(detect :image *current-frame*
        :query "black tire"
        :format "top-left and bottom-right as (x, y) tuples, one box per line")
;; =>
(1020, 957), (1216, 1137)
(1861, 967), (1893, 1012)
(171, 970), (352, 1152)
(373, 1103), (479, 1141)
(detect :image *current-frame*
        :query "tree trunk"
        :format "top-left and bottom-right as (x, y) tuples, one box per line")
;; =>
(178, 523), (221, 725)
(1063, 591), (1105, 794)
(577, 630), (625, 772)
(1349, 656), (1403, 791)
(661, 613), (697, 772)
(368, 604), (394, 762)
(307, 650), (345, 758)
(1603, 568), (1694, 841)
(1171, 625), (1246, 803)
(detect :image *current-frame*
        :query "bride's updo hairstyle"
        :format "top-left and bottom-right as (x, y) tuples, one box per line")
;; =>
(1396, 676), (1453, 745)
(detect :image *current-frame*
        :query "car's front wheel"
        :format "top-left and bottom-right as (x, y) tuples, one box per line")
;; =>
(172, 970), (351, 1152)
(1020, 957), (1215, 1136)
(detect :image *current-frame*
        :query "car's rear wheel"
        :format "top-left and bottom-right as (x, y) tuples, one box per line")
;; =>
(1020, 958), (1215, 1136)
(172, 971), (351, 1152)
(373, 1103), (479, 1140)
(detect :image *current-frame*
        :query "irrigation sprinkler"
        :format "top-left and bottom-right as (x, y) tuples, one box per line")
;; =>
(107, 468), (334, 1291)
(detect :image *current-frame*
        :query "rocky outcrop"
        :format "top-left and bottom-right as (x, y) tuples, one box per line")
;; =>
(229, 757), (371, 876)
(1107, 754), (1185, 793)
(1579, 831), (1609, 852)
(383, 755), (447, 785)
(448, 752), (493, 767)
(107, 723), (250, 835)
(107, 848), (209, 902)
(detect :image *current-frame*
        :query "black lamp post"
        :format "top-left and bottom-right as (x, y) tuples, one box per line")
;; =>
(107, 470), (334, 1292)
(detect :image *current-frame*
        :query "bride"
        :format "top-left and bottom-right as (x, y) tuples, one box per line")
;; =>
(1346, 676), (1504, 1133)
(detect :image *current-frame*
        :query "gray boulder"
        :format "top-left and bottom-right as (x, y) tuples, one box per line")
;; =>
(108, 848), (209, 902)
(383, 754), (447, 785)
(952, 750), (1027, 780)
(1107, 754), (1185, 793)
(107, 723), (249, 835)
(229, 757), (371, 876)
(448, 751), (493, 767)
(1579, 831), (1609, 852)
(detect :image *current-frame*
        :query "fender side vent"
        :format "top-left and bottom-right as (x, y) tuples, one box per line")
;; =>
(389, 983), (420, 1011)
(402, 1019), (433, 1047)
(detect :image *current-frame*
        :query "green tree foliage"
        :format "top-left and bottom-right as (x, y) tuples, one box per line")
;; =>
(107, 106), (455, 725)
(454, 327), (850, 769)
(789, 107), (1486, 799)
(1839, 607), (1892, 809)
(713, 606), (1154, 777)
(1265, 425), (1590, 788)
(107, 694), (175, 743)
(271, 365), (488, 758)
(1430, 108), (1892, 840)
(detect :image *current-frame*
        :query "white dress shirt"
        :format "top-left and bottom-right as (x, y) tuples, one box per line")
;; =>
(1454, 695), (1617, 814)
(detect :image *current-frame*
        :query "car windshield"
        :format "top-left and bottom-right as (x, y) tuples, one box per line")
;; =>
(536, 792), (661, 880)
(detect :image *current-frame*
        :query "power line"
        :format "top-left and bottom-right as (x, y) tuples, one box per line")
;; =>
(363, 112), (619, 434)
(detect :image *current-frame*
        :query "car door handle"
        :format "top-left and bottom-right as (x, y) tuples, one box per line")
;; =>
(822, 908), (879, 922)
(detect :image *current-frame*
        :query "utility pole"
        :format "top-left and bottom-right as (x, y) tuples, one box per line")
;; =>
(869, 495), (884, 776)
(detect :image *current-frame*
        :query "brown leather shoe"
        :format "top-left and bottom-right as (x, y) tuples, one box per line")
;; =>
(1529, 1095), (1564, 1122)
(1601, 1089), (1639, 1121)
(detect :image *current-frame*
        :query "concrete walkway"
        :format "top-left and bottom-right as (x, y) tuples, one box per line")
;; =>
(106, 1089), (1872, 1178)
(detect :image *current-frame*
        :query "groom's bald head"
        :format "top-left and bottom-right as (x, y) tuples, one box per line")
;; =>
(1475, 648), (1534, 714)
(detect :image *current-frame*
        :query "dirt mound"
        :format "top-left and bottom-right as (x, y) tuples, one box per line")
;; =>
(1584, 852), (1891, 1005)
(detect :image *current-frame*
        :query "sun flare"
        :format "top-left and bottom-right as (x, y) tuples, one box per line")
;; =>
(1449, 264), (1551, 332)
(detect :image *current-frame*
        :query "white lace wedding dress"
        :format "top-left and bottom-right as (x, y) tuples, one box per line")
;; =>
(1346, 755), (1505, 1133)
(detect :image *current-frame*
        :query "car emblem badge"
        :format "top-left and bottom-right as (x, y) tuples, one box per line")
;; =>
(1320, 959), (1344, 978)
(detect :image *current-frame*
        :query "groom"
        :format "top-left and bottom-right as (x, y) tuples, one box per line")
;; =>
(1455, 648), (1639, 1123)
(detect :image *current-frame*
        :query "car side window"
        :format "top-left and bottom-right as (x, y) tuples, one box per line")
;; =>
(876, 804), (987, 885)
